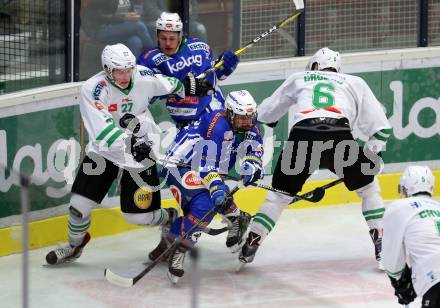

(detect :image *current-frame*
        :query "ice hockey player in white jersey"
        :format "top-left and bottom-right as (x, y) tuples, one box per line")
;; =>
(382, 165), (440, 307)
(45, 43), (213, 265)
(239, 47), (392, 269)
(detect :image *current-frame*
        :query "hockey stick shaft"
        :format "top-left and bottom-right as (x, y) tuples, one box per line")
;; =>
(156, 157), (328, 203)
(196, 11), (303, 79)
(105, 186), (240, 287)
(203, 179), (344, 236)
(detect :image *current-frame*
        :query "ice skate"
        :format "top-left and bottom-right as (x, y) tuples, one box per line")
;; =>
(148, 208), (178, 262)
(224, 211), (252, 253)
(237, 231), (261, 271)
(369, 228), (384, 270)
(45, 232), (91, 265)
(167, 247), (186, 284)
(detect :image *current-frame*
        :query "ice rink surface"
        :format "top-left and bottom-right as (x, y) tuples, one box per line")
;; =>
(0, 204), (418, 308)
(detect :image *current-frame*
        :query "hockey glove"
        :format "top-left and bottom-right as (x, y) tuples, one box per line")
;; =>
(204, 172), (232, 211)
(389, 265), (416, 305)
(215, 50), (239, 80)
(183, 73), (214, 96)
(241, 156), (264, 186)
(119, 113), (140, 134)
(130, 136), (152, 162)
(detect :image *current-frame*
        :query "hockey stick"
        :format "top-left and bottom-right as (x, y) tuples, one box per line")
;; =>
(104, 185), (240, 287)
(196, 1), (304, 79)
(156, 157), (330, 203)
(207, 178), (344, 236)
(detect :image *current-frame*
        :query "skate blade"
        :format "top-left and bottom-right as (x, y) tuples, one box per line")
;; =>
(235, 261), (246, 272)
(377, 260), (384, 271)
(229, 241), (243, 254)
(167, 271), (180, 284)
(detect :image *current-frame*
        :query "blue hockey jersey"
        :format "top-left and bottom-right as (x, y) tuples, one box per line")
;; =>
(165, 110), (264, 178)
(138, 37), (231, 123)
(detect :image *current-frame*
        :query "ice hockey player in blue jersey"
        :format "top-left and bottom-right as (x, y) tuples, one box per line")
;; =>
(137, 12), (239, 126)
(137, 12), (247, 260)
(161, 90), (264, 283)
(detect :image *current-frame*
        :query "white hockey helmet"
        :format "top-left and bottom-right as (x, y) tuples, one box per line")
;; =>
(156, 12), (183, 33)
(101, 44), (136, 86)
(398, 165), (435, 197)
(225, 90), (258, 132)
(306, 47), (341, 72)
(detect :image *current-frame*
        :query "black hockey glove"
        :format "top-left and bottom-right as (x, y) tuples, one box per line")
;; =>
(119, 113), (140, 134)
(130, 136), (152, 163)
(183, 73), (214, 96)
(389, 265), (416, 305)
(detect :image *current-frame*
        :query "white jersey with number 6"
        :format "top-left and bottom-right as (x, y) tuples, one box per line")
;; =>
(382, 196), (440, 296)
(258, 70), (390, 140)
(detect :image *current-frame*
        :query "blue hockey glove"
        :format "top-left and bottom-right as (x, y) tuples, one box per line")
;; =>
(241, 156), (264, 186)
(221, 50), (239, 71)
(215, 50), (239, 79)
(210, 184), (232, 212)
(204, 172), (232, 211)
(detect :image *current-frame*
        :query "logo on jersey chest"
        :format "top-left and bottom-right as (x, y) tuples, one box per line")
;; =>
(153, 53), (168, 65)
(182, 171), (204, 189)
(167, 55), (202, 73)
(92, 80), (107, 100)
(108, 104), (118, 112)
(188, 42), (209, 52)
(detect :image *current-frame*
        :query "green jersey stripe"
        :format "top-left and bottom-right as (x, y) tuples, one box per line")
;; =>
(96, 124), (116, 141)
(373, 132), (388, 142)
(106, 130), (124, 147)
(255, 212), (276, 228)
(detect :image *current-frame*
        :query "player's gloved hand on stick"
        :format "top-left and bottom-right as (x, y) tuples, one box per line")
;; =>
(389, 265), (416, 305)
(183, 73), (214, 96)
(130, 136), (152, 162)
(219, 50), (239, 72)
(210, 183), (232, 211)
(241, 156), (264, 186)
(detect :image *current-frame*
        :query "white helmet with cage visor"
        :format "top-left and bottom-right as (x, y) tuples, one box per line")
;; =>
(398, 165), (435, 197)
(225, 90), (258, 132)
(306, 47), (341, 72)
(101, 44), (136, 88)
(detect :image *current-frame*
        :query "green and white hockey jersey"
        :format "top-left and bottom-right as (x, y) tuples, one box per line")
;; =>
(382, 196), (440, 296)
(79, 65), (185, 168)
(258, 70), (392, 149)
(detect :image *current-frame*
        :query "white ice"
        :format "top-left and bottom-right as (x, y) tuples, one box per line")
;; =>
(0, 204), (420, 308)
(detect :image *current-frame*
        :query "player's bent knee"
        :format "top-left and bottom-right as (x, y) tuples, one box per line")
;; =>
(356, 177), (381, 198)
(70, 193), (96, 218)
(124, 211), (157, 226)
(266, 190), (291, 207)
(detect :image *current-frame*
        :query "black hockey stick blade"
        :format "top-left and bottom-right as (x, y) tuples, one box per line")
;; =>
(204, 226), (229, 236)
(310, 187), (325, 202)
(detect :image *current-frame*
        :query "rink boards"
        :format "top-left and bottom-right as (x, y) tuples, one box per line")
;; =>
(1, 47), (440, 256)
